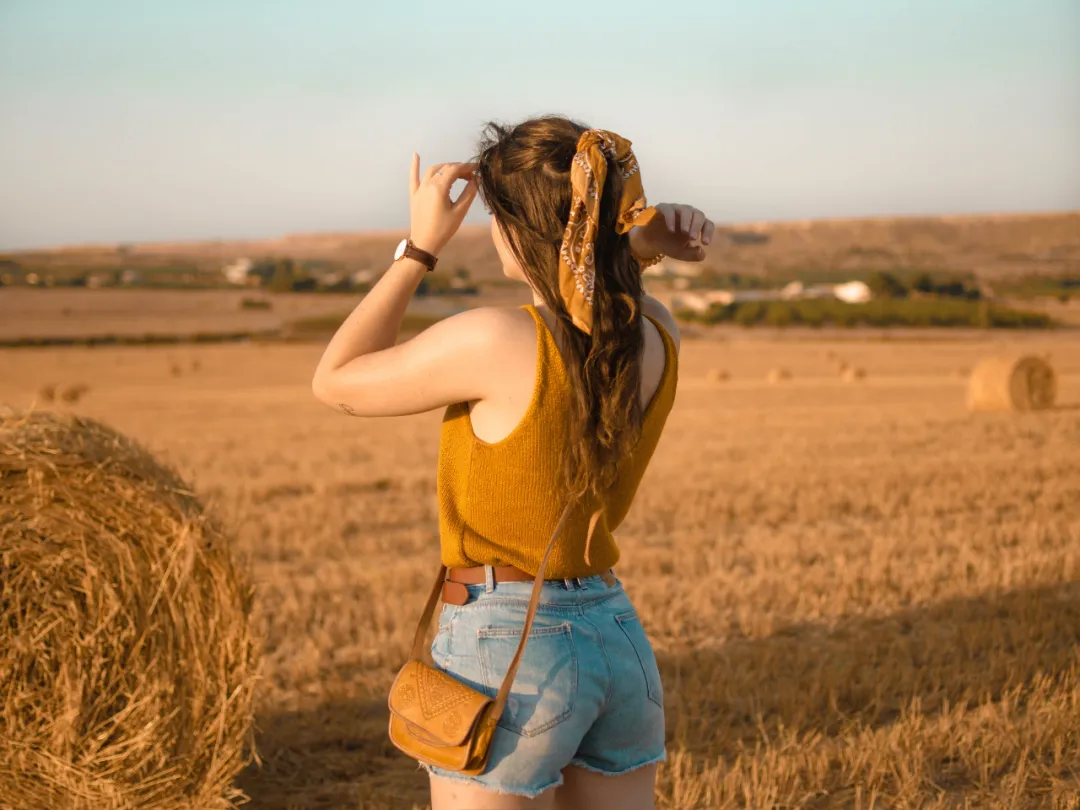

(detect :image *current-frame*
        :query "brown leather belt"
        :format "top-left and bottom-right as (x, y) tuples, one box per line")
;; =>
(441, 565), (616, 605)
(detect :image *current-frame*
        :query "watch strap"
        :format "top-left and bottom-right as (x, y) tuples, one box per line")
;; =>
(402, 240), (438, 272)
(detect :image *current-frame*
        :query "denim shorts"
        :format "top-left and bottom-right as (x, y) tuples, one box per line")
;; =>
(421, 569), (667, 798)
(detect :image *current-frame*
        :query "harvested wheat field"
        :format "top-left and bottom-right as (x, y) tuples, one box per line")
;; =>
(2, 330), (1079, 810)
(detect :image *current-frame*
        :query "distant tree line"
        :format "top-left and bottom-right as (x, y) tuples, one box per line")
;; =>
(255, 257), (478, 295)
(677, 298), (1052, 329)
(0, 251), (482, 296)
(872, 271), (983, 301)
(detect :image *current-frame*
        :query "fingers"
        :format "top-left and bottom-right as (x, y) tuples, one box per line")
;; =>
(653, 202), (714, 252)
(410, 153), (421, 196)
(677, 204), (713, 247)
(687, 209), (705, 243)
(659, 203), (677, 233)
(676, 205), (692, 235)
(432, 162), (479, 190)
(423, 162), (450, 183)
(451, 175), (479, 215)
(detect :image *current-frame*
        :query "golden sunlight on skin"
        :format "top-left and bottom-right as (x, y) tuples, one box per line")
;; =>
(491, 216), (526, 283)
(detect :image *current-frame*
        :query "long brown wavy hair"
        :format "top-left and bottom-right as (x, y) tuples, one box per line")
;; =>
(475, 115), (646, 507)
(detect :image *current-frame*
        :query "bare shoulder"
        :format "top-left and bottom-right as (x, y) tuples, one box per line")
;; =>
(424, 304), (529, 346)
(641, 295), (681, 352)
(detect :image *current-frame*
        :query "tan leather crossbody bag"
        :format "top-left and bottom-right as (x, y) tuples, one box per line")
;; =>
(387, 501), (575, 775)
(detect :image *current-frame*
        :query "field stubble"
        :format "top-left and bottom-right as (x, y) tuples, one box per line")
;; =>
(1, 333), (1079, 809)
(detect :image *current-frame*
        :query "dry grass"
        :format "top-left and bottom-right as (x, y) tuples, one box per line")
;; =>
(0, 410), (260, 809)
(1, 330), (1079, 809)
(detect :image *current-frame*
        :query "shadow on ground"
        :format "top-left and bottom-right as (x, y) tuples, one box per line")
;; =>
(236, 580), (1080, 808)
(235, 695), (430, 810)
(659, 579), (1080, 761)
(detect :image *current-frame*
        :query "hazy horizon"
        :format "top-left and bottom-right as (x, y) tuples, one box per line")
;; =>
(2, 0), (1078, 251)
(8, 209), (1080, 255)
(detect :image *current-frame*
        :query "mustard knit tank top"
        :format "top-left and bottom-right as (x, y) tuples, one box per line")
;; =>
(436, 303), (678, 578)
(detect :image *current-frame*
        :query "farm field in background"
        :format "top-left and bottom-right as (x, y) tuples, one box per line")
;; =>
(2, 330), (1079, 809)
(0, 287), (525, 342)
(2, 286), (1077, 348)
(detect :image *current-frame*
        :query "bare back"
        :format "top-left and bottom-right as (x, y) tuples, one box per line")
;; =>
(468, 300), (680, 445)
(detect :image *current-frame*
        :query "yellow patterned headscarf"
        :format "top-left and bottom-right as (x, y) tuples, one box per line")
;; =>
(559, 129), (659, 335)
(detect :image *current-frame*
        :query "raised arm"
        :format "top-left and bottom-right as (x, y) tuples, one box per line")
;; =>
(311, 156), (489, 417)
(630, 201), (714, 353)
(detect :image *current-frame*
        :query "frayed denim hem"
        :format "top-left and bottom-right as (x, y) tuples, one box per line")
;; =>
(568, 748), (667, 777)
(421, 762), (565, 799)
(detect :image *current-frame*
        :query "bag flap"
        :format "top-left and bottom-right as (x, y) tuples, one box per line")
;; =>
(388, 660), (493, 747)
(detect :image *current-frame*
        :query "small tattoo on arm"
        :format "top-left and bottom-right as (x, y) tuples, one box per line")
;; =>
(339, 403), (358, 416)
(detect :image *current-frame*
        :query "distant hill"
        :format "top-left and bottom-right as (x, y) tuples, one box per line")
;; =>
(4, 212), (1078, 282)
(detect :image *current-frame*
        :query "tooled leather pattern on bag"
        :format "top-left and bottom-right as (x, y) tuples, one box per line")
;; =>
(418, 665), (475, 720)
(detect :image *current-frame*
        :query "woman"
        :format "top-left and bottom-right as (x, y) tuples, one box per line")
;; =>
(312, 115), (713, 810)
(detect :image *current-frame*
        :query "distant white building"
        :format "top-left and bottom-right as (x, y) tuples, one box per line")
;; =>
(86, 271), (116, 289)
(781, 281), (804, 300)
(671, 290), (738, 312)
(222, 257), (254, 285)
(671, 277), (875, 308)
(834, 280), (872, 304)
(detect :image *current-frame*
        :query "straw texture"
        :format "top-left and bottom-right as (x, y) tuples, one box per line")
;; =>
(0, 409), (260, 810)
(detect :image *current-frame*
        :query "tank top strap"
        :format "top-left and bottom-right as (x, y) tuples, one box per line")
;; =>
(522, 304), (675, 400)
(521, 303), (556, 361)
(519, 304), (566, 401)
(642, 312), (677, 404)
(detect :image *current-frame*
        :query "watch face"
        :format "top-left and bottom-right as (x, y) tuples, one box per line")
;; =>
(394, 238), (407, 260)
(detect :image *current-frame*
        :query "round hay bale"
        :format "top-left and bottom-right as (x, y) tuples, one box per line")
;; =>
(705, 368), (730, 383)
(967, 355), (1057, 412)
(170, 362), (184, 377)
(767, 367), (792, 384)
(37, 384), (57, 403)
(841, 366), (866, 382)
(0, 409), (260, 809)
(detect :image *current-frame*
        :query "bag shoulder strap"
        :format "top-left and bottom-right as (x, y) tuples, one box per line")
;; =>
(409, 500), (579, 721)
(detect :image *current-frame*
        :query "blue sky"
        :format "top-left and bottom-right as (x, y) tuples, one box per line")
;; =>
(1, 0), (1077, 250)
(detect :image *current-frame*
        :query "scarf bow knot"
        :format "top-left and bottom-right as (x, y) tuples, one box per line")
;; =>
(558, 129), (658, 335)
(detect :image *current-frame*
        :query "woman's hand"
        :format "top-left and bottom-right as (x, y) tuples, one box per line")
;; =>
(629, 202), (715, 263)
(408, 155), (479, 256)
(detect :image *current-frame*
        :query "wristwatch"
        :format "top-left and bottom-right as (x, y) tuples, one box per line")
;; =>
(394, 238), (438, 272)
